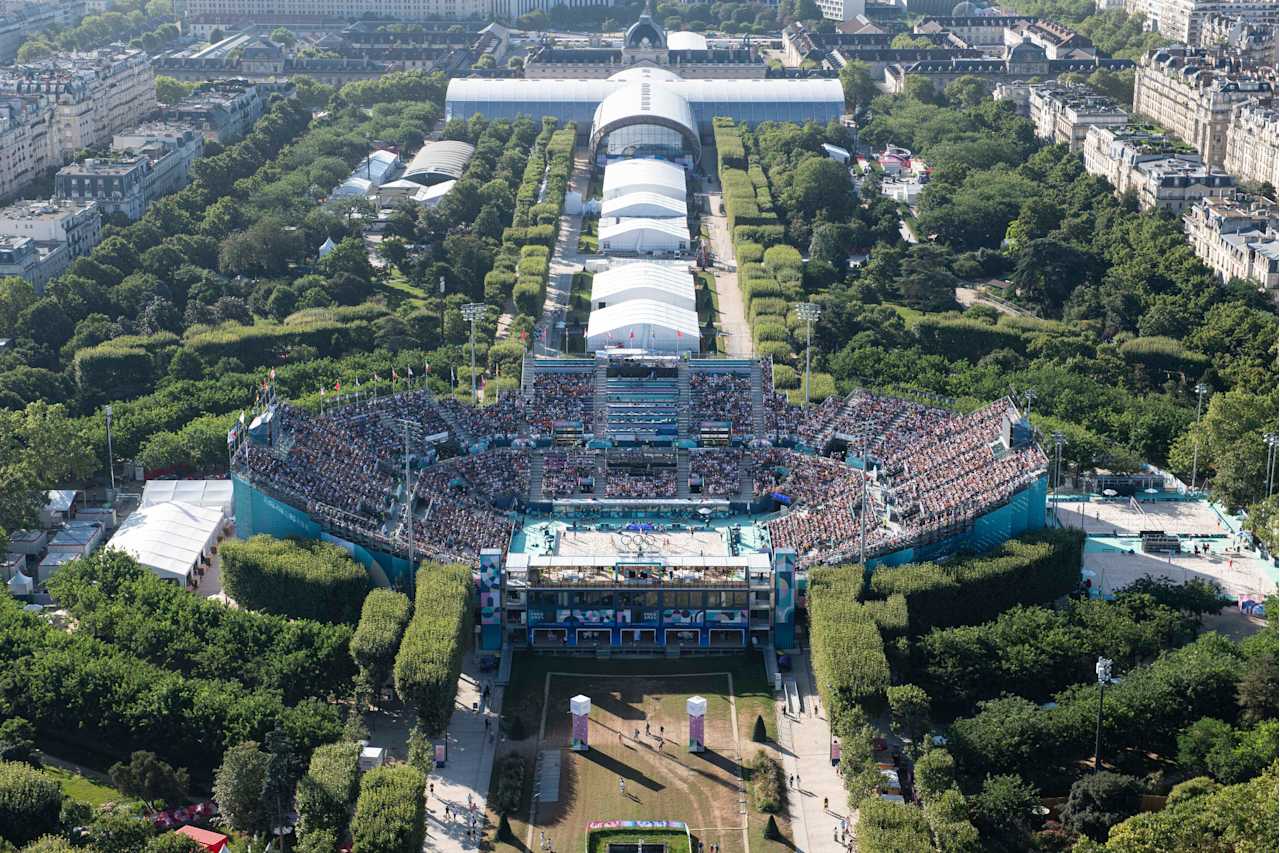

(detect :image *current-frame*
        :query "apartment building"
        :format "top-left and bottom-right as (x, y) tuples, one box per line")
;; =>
(1083, 123), (1236, 212)
(0, 95), (53, 200)
(1026, 82), (1130, 151)
(0, 48), (156, 161)
(1223, 100), (1278, 188)
(816, 0), (866, 22)
(0, 198), (101, 289)
(1184, 195), (1279, 290)
(1198, 13), (1277, 66)
(1131, 0), (1276, 45)
(1132, 45), (1274, 169)
(161, 80), (264, 143)
(179, 0), (490, 21)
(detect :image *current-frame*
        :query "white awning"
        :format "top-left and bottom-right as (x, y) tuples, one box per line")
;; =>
(602, 158), (687, 202)
(106, 501), (227, 583)
(590, 262), (696, 311)
(599, 217), (691, 253)
(142, 479), (235, 515)
(601, 191), (687, 219)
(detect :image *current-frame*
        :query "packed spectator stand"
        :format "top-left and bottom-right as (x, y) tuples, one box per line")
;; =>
(232, 359), (1047, 567)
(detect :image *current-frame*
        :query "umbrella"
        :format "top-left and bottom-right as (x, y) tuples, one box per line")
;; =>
(1144, 487), (1159, 494)
(1102, 488), (1118, 496)
(698, 507), (712, 516)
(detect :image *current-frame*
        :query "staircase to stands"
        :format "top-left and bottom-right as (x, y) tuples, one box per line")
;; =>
(528, 449), (545, 502)
(676, 448), (690, 498)
(594, 454), (607, 497)
(591, 360), (608, 436)
(677, 361), (691, 439)
(750, 359), (766, 439)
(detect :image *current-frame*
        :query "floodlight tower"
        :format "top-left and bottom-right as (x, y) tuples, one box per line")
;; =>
(1265, 432), (1278, 497)
(461, 303), (487, 404)
(794, 303), (822, 406)
(1190, 382), (1210, 492)
(1052, 430), (1066, 511)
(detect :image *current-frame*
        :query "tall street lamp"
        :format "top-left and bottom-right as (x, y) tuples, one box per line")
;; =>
(1052, 431), (1066, 523)
(1022, 387), (1037, 419)
(461, 303), (486, 404)
(794, 303), (821, 406)
(1093, 657), (1112, 773)
(1190, 382), (1209, 492)
(1265, 433), (1278, 497)
(103, 405), (116, 500)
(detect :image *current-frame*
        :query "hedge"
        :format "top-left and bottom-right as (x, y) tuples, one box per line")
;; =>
(753, 322), (789, 345)
(221, 535), (370, 624)
(734, 224), (786, 246)
(184, 318), (377, 371)
(46, 548), (356, 703)
(351, 764), (425, 853)
(749, 297), (789, 321)
(855, 799), (935, 853)
(913, 314), (1027, 362)
(865, 529), (1083, 635)
(0, 762), (63, 847)
(762, 245), (803, 276)
(756, 341), (793, 363)
(297, 741), (361, 840)
(394, 562), (473, 733)
(1119, 336), (1210, 377)
(350, 589), (413, 693)
(772, 364), (799, 389)
(809, 564), (890, 733)
(493, 754), (526, 816)
(735, 241), (765, 265)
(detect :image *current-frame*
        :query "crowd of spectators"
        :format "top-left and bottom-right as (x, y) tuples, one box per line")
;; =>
(236, 371), (1046, 567)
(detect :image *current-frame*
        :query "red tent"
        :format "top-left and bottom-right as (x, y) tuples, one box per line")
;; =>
(175, 826), (229, 852)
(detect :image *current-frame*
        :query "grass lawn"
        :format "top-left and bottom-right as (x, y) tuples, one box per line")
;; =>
(490, 654), (792, 853)
(377, 267), (429, 309)
(588, 828), (692, 853)
(44, 765), (135, 809)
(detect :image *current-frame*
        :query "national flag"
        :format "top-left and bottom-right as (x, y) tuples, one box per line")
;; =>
(520, 330), (528, 341)
(392, 368), (400, 383)
(269, 368), (276, 381)
(676, 330), (683, 338)
(226, 425), (238, 448)
(239, 411), (246, 425)
(334, 380), (341, 391)
(628, 330), (635, 340)
(407, 365), (414, 378)
(320, 388), (326, 397)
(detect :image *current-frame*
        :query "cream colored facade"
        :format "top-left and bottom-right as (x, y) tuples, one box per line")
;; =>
(1083, 123), (1237, 212)
(1132, 45), (1273, 169)
(181, 0), (487, 19)
(1223, 101), (1278, 187)
(0, 48), (156, 161)
(1132, 0), (1277, 44)
(1027, 82), (1130, 151)
(0, 96), (54, 201)
(1183, 196), (1279, 290)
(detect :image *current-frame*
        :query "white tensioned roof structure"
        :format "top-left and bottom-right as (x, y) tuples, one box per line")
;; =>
(586, 300), (700, 352)
(591, 81), (701, 162)
(106, 501), (226, 583)
(590, 262), (696, 310)
(667, 31), (709, 51)
(599, 217), (691, 252)
(601, 191), (687, 219)
(445, 76), (845, 135)
(403, 140), (475, 186)
(602, 158), (686, 202)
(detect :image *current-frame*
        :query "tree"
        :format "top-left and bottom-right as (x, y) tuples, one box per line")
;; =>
(895, 243), (959, 312)
(782, 157), (855, 224)
(270, 26), (297, 47)
(944, 75), (991, 108)
(262, 726), (305, 851)
(87, 813), (156, 853)
(1060, 771), (1141, 842)
(1010, 238), (1094, 317)
(109, 751), (189, 807)
(0, 718), (37, 766)
(970, 773), (1039, 852)
(0, 762), (63, 846)
(0, 402), (97, 553)
(142, 836), (203, 853)
(212, 742), (272, 839)
(904, 75), (943, 105)
(752, 714), (767, 743)
(1176, 718), (1277, 784)
(887, 684), (930, 751)
(154, 75), (192, 105)
(913, 747), (956, 803)
(838, 61), (877, 113)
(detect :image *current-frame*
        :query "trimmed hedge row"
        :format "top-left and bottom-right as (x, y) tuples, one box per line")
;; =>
(394, 562), (474, 733)
(351, 764), (425, 853)
(350, 589), (413, 693)
(855, 798), (934, 853)
(297, 741), (361, 842)
(46, 548), (355, 703)
(865, 528), (1083, 635)
(809, 563), (891, 734)
(221, 534), (370, 624)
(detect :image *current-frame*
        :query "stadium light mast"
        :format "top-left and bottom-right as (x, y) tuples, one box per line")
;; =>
(103, 405), (115, 500)
(858, 436), (869, 566)
(1265, 432), (1278, 497)
(404, 420), (414, 571)
(1190, 382), (1209, 492)
(461, 303), (487, 404)
(1022, 387), (1037, 419)
(794, 303), (821, 405)
(1051, 431), (1066, 518)
(1093, 657), (1112, 773)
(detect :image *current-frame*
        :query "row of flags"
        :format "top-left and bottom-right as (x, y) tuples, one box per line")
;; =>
(323, 359), (437, 396)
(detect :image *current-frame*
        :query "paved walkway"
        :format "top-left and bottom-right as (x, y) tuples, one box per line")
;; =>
(537, 150), (591, 356)
(703, 188), (752, 357)
(775, 653), (854, 853)
(422, 654), (504, 852)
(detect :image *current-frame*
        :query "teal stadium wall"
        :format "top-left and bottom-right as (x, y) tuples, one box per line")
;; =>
(231, 475), (413, 586)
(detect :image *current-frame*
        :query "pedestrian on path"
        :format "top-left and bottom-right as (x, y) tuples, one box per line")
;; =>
(645, 721), (651, 735)
(789, 774), (794, 788)
(619, 776), (626, 796)
(823, 797), (829, 812)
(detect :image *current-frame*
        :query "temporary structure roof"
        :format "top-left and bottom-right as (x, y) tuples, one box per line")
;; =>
(403, 140), (476, 186)
(601, 191), (687, 219)
(45, 490), (77, 513)
(142, 479), (234, 515)
(667, 31), (709, 50)
(602, 158), (687, 202)
(598, 217), (690, 253)
(591, 81), (701, 161)
(590, 262), (696, 310)
(176, 826), (229, 853)
(106, 501), (226, 583)
(587, 299), (700, 339)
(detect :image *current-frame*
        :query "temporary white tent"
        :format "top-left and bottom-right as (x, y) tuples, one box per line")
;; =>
(590, 262), (696, 311)
(601, 158), (686, 202)
(599, 217), (690, 254)
(586, 299), (700, 354)
(601, 191), (687, 220)
(142, 479), (235, 515)
(106, 501), (227, 584)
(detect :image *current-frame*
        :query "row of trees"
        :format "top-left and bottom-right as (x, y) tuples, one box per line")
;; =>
(46, 549), (356, 702)
(393, 562), (474, 733)
(221, 535), (370, 624)
(349, 589), (413, 697)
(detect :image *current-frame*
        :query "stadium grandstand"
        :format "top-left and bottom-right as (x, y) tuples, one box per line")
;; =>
(231, 354), (1049, 651)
